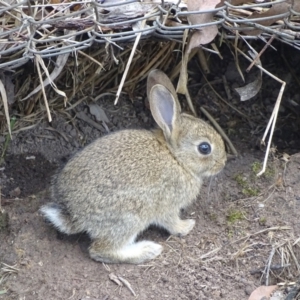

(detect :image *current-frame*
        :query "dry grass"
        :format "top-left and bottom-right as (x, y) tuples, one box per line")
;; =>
(1, 40), (182, 134)
(0, 262), (19, 288)
(1, 5), (300, 296)
(1, 1), (299, 163)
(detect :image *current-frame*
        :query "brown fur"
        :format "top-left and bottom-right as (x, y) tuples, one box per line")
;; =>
(40, 70), (227, 264)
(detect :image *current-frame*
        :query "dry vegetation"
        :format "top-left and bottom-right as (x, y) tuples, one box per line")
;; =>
(1, 1), (300, 299)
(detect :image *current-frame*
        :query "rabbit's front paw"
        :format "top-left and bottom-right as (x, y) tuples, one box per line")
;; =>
(174, 219), (195, 237)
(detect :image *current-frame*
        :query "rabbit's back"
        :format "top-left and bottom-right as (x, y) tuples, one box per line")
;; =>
(41, 69), (226, 264)
(51, 129), (201, 230)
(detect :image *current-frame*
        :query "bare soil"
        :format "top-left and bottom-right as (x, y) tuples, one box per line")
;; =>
(1, 42), (300, 300)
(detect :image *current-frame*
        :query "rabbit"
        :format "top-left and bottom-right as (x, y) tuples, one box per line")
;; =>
(40, 69), (227, 264)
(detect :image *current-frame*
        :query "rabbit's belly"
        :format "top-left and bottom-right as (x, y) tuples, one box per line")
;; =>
(83, 212), (147, 239)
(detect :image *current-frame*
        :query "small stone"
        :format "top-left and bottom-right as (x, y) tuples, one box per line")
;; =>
(245, 285), (253, 295)
(70, 129), (77, 137)
(60, 140), (67, 147)
(9, 187), (21, 198)
(211, 289), (221, 298)
(65, 124), (73, 132)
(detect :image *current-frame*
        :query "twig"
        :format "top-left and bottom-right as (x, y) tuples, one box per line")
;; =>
(197, 49), (210, 74)
(200, 70), (250, 120)
(250, 263), (291, 275)
(235, 47), (286, 176)
(114, 17), (148, 105)
(78, 50), (105, 70)
(108, 273), (136, 297)
(185, 89), (197, 116)
(257, 82), (285, 176)
(222, 75), (232, 100)
(230, 226), (291, 244)
(0, 80), (11, 138)
(200, 107), (238, 156)
(287, 242), (300, 273)
(200, 247), (221, 260)
(1, 263), (19, 273)
(0, 116), (16, 164)
(108, 273), (123, 287)
(246, 35), (275, 72)
(35, 55), (52, 122)
(262, 246), (275, 286)
(118, 276), (137, 297)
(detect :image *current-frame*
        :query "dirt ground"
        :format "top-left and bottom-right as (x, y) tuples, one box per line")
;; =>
(1, 42), (300, 300)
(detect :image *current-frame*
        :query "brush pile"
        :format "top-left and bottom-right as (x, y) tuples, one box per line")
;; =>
(0, 0), (300, 134)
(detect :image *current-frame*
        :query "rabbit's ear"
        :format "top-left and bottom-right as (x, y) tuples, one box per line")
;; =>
(147, 70), (180, 112)
(149, 84), (181, 140)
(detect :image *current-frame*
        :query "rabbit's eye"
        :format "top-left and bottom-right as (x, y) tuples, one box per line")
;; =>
(198, 142), (211, 155)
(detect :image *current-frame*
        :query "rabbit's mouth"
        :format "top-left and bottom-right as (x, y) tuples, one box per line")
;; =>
(211, 159), (227, 175)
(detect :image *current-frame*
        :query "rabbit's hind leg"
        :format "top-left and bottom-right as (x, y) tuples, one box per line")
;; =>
(89, 237), (163, 264)
(40, 203), (81, 235)
(156, 213), (195, 237)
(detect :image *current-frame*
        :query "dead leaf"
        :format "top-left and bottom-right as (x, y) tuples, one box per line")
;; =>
(245, 2), (290, 36)
(235, 50), (262, 101)
(71, 3), (82, 11)
(235, 77), (262, 101)
(76, 111), (105, 133)
(242, 1), (300, 36)
(248, 285), (278, 300)
(188, 28), (218, 53)
(187, 0), (220, 52)
(88, 104), (109, 123)
(177, 0), (220, 96)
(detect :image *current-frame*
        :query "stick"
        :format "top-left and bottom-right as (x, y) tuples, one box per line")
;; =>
(200, 107), (238, 156)
(35, 55), (52, 122)
(263, 247), (275, 286)
(246, 35), (275, 72)
(257, 82), (285, 176)
(114, 17), (148, 105)
(236, 48), (286, 176)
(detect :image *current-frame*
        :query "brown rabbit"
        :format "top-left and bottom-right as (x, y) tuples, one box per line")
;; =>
(40, 70), (226, 264)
